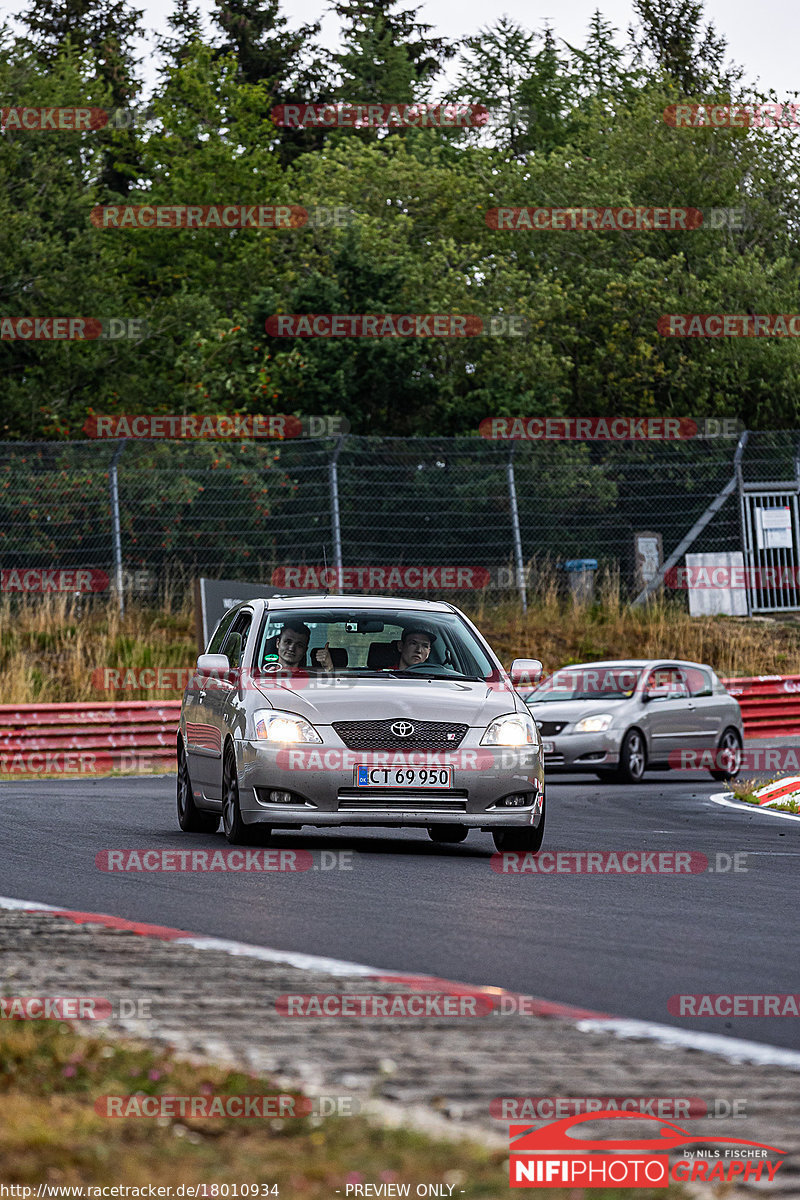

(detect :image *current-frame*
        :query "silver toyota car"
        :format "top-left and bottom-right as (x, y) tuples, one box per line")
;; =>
(523, 659), (743, 783)
(177, 595), (545, 851)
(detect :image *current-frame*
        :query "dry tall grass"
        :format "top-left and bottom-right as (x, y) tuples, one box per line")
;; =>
(1, 566), (799, 705)
(0, 591), (196, 705)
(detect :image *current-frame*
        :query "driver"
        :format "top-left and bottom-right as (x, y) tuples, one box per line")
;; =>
(263, 622), (332, 674)
(385, 628), (435, 671)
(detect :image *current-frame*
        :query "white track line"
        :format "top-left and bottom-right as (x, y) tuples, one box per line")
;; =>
(710, 792), (800, 822)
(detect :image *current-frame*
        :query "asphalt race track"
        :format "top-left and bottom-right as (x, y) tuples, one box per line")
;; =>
(3, 770), (798, 1049)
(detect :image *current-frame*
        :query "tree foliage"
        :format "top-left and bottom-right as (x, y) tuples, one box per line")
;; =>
(1, 0), (799, 440)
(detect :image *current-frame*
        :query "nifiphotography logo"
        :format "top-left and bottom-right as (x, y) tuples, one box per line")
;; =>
(509, 1111), (784, 1188)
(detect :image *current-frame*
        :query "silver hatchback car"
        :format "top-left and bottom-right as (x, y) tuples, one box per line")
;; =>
(177, 595), (546, 851)
(523, 659), (743, 783)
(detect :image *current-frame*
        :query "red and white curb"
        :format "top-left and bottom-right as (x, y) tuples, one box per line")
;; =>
(4, 894), (800, 1071)
(710, 792), (800, 822)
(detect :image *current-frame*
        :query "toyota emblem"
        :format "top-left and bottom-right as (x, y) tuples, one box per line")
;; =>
(391, 720), (415, 738)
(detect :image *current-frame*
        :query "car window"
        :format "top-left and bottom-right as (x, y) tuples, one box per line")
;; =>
(222, 611), (252, 668)
(207, 607), (238, 653)
(645, 667), (688, 697)
(256, 608), (496, 679)
(527, 667), (641, 702)
(683, 666), (713, 697)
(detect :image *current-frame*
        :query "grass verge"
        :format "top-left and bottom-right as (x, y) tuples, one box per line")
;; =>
(0, 1022), (687, 1198)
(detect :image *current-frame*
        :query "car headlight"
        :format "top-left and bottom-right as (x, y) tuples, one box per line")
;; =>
(574, 714), (614, 733)
(253, 709), (323, 744)
(481, 713), (538, 746)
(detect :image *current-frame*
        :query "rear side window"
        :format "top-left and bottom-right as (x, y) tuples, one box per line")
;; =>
(683, 666), (713, 697)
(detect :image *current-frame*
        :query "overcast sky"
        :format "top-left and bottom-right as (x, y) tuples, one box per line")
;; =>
(2, 0), (798, 101)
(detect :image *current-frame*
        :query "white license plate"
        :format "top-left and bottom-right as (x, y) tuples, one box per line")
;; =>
(542, 741), (555, 753)
(355, 765), (453, 788)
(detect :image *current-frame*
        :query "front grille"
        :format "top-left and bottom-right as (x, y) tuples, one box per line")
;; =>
(332, 719), (468, 750)
(536, 720), (568, 736)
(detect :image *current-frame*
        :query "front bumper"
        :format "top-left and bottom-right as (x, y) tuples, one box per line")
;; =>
(541, 730), (620, 772)
(235, 736), (545, 829)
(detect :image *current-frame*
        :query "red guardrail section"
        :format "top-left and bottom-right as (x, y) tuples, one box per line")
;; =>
(0, 701), (181, 772)
(721, 675), (800, 739)
(1, 678), (799, 774)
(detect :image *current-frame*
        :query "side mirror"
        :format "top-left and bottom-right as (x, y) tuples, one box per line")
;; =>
(510, 658), (543, 688)
(197, 653), (230, 674)
(643, 686), (670, 703)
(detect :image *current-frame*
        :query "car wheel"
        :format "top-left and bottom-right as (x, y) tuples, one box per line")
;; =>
(177, 740), (219, 833)
(222, 745), (260, 844)
(709, 727), (743, 781)
(614, 729), (647, 783)
(428, 825), (468, 844)
(492, 796), (546, 854)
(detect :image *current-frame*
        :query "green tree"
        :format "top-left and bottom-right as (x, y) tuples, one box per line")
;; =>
(16, 0), (146, 195)
(448, 18), (540, 156)
(627, 0), (741, 94)
(330, 0), (454, 135)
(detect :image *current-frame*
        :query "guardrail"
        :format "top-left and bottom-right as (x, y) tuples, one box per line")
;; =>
(721, 675), (800, 739)
(1, 677), (799, 776)
(0, 701), (181, 771)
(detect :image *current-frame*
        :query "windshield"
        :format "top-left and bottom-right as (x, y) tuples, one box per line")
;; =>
(526, 666), (641, 702)
(256, 608), (498, 681)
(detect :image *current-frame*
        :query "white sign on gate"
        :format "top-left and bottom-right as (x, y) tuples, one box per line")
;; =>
(755, 506), (793, 550)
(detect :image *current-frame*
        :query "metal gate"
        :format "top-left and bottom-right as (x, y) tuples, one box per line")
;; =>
(740, 487), (800, 613)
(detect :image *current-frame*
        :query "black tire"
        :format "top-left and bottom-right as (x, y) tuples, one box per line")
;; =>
(222, 745), (262, 844)
(614, 729), (647, 784)
(177, 740), (219, 833)
(428, 825), (468, 844)
(492, 795), (546, 854)
(709, 727), (743, 781)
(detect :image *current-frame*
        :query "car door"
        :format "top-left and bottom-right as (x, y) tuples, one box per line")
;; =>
(194, 608), (254, 799)
(682, 664), (730, 746)
(641, 665), (696, 759)
(185, 606), (237, 794)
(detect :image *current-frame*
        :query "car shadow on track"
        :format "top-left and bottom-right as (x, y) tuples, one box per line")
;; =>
(155, 826), (496, 858)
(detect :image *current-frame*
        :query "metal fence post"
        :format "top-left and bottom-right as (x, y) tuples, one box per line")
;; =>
(329, 436), (345, 590)
(630, 430), (750, 607)
(110, 440), (127, 615)
(506, 445), (527, 612)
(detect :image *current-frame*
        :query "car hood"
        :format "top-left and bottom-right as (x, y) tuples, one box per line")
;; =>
(251, 676), (522, 727)
(526, 698), (631, 724)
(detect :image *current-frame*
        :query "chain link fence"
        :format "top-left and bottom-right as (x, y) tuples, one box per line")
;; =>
(1, 431), (798, 606)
